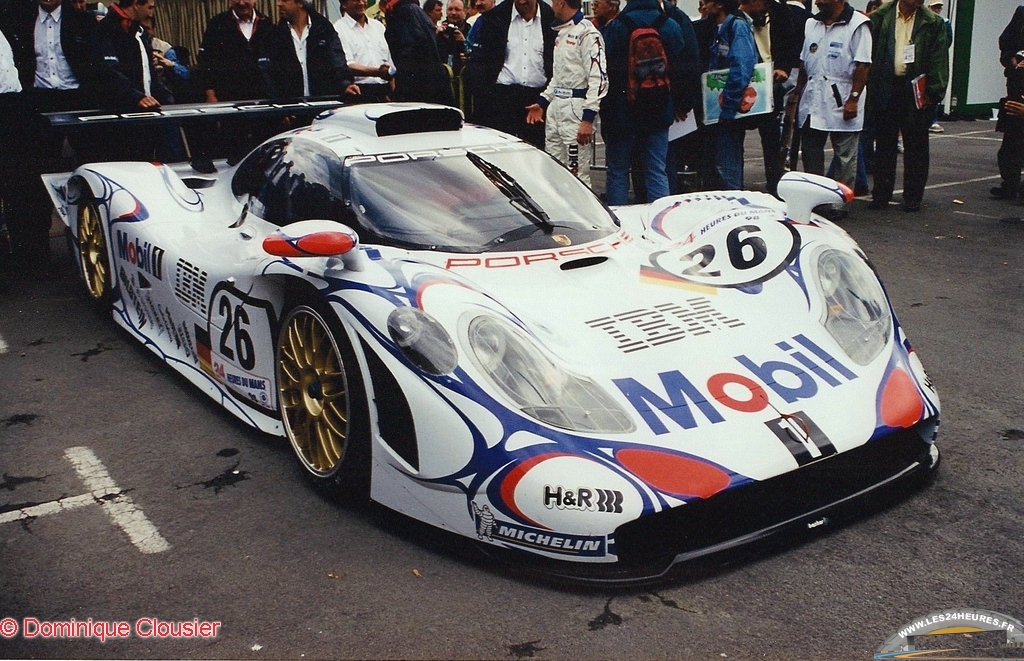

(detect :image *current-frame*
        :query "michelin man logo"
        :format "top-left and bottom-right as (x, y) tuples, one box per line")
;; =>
(472, 502), (494, 541)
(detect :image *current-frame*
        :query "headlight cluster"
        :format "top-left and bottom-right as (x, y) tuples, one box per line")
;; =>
(467, 315), (635, 433)
(814, 248), (891, 365)
(387, 307), (458, 375)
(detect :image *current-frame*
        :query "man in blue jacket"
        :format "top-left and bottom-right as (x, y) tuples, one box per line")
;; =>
(600, 0), (690, 205)
(703, 0), (757, 190)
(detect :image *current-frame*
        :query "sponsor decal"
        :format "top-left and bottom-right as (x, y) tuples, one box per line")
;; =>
(116, 231), (165, 280)
(649, 214), (800, 289)
(174, 259), (208, 316)
(586, 299), (744, 353)
(444, 234), (631, 269)
(544, 486), (623, 513)
(472, 502), (608, 556)
(212, 359), (275, 412)
(613, 334), (857, 435)
(876, 608), (1024, 658)
(345, 141), (530, 167)
(764, 411), (837, 465)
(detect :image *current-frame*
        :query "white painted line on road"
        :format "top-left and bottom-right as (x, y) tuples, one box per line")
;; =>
(65, 446), (171, 554)
(1, 450), (169, 553)
(936, 135), (1002, 142)
(854, 175), (1001, 200)
(954, 211), (1002, 219)
(0, 493), (95, 524)
(0, 333), (8, 354)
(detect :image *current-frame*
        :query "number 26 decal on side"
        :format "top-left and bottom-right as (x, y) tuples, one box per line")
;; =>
(208, 284), (279, 413)
(651, 211), (801, 288)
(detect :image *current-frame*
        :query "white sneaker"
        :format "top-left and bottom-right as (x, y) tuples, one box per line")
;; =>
(929, 123), (944, 133)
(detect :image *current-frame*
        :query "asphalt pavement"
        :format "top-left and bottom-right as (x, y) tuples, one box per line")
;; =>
(0, 118), (1022, 660)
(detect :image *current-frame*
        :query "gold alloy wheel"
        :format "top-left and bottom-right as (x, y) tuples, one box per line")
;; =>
(77, 202), (109, 300)
(277, 307), (350, 476)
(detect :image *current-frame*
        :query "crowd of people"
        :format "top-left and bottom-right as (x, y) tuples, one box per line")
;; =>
(0, 0), (1017, 280)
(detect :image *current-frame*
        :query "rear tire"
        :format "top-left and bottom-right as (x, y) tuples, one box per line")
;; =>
(276, 300), (370, 502)
(76, 197), (111, 304)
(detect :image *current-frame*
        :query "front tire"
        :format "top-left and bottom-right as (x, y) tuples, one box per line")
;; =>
(276, 301), (370, 501)
(77, 197), (111, 304)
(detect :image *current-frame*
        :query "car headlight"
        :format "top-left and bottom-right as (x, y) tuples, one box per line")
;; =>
(465, 315), (635, 433)
(814, 248), (891, 365)
(387, 307), (458, 375)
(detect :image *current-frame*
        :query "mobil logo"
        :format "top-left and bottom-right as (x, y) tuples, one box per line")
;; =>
(116, 230), (165, 280)
(613, 334), (859, 435)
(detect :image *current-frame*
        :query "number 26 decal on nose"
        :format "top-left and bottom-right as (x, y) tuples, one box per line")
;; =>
(651, 210), (801, 288)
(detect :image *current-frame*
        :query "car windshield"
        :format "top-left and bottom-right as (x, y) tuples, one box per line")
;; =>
(345, 144), (619, 252)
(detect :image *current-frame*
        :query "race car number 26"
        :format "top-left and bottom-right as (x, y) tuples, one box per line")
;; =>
(651, 215), (800, 288)
(218, 295), (256, 370)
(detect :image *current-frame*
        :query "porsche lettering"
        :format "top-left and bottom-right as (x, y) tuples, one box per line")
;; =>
(445, 241), (625, 269)
(614, 334), (858, 435)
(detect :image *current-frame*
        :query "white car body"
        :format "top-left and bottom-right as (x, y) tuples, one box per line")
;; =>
(48, 104), (940, 583)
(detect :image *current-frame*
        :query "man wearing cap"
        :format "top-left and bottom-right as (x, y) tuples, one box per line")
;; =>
(524, 0), (607, 187)
(866, 0), (949, 212)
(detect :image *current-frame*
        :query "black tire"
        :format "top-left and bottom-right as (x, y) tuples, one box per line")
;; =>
(275, 298), (371, 502)
(76, 196), (112, 305)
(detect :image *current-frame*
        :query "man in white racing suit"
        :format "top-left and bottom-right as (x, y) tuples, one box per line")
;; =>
(525, 0), (606, 187)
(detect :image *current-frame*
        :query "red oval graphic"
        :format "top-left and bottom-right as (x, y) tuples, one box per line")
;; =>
(880, 368), (924, 428)
(616, 449), (731, 499)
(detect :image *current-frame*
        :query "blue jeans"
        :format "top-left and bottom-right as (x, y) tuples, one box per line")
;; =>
(714, 119), (746, 190)
(605, 130), (669, 205)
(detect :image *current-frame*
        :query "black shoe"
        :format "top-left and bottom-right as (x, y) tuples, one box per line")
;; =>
(190, 157), (217, 174)
(868, 198), (891, 210)
(903, 202), (922, 212)
(815, 205), (849, 221)
(991, 185), (1019, 200)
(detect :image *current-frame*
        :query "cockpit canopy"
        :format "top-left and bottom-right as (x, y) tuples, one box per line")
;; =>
(232, 137), (619, 253)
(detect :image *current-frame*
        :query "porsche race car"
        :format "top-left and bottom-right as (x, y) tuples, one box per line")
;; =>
(47, 103), (940, 583)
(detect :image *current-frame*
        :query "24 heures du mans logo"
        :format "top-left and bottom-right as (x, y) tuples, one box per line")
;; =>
(876, 608), (1024, 659)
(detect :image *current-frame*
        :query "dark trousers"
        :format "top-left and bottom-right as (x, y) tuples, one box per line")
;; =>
(0, 92), (40, 273)
(354, 83), (391, 103)
(997, 118), (1024, 193)
(477, 83), (545, 149)
(755, 110), (784, 194)
(16, 87), (99, 265)
(872, 77), (932, 207)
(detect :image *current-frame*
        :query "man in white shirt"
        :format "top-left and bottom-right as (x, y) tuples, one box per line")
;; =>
(795, 0), (870, 198)
(265, 0), (358, 99)
(464, 0), (555, 148)
(334, 0), (393, 102)
(5, 0), (101, 270)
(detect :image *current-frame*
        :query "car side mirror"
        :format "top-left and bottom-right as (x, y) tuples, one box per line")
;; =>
(777, 172), (854, 224)
(262, 220), (366, 271)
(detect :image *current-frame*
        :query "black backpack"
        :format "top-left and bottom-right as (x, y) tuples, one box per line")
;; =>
(618, 12), (672, 117)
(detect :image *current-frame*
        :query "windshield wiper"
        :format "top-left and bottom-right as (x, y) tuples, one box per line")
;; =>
(466, 151), (553, 233)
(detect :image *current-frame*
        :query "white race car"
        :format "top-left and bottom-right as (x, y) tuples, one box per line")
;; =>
(49, 103), (939, 584)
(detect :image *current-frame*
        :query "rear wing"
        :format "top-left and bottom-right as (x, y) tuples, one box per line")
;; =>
(44, 97), (347, 129)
